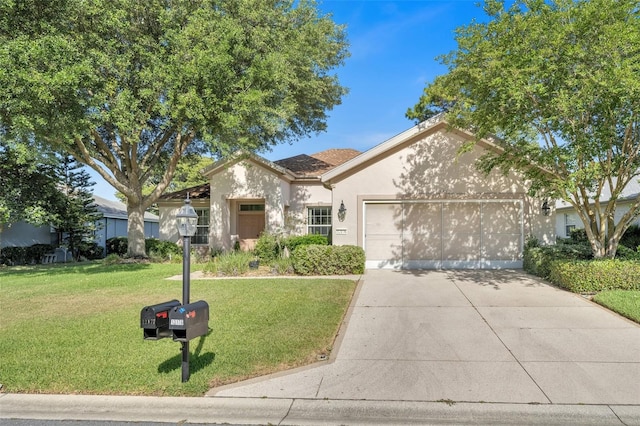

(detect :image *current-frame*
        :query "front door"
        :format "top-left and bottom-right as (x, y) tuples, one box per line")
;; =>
(237, 203), (265, 251)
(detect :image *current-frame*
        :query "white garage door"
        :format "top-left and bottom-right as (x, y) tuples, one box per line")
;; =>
(364, 200), (523, 269)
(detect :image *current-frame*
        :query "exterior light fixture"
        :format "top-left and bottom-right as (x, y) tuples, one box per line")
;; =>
(140, 194), (208, 385)
(541, 200), (551, 216)
(176, 196), (198, 238)
(338, 200), (347, 222)
(175, 195), (198, 382)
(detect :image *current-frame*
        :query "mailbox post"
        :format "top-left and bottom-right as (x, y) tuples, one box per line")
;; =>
(176, 195), (199, 382)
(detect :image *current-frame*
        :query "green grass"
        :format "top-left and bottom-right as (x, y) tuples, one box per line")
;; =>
(592, 290), (640, 324)
(0, 262), (356, 396)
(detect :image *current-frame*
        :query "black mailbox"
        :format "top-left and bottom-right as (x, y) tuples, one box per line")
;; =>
(169, 300), (209, 342)
(140, 299), (181, 340)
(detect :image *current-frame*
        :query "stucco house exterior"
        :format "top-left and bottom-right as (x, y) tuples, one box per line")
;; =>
(159, 117), (555, 269)
(555, 180), (640, 239)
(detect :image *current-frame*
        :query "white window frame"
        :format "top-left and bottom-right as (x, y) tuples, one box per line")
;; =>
(564, 214), (576, 237)
(307, 206), (332, 237)
(191, 208), (209, 245)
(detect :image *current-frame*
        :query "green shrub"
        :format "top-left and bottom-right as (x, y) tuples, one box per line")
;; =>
(107, 237), (180, 259)
(78, 242), (103, 260)
(291, 244), (365, 275)
(620, 224), (640, 253)
(28, 244), (55, 263)
(203, 251), (254, 276)
(270, 257), (294, 275)
(255, 233), (331, 263)
(254, 233), (282, 263)
(145, 238), (181, 260)
(615, 244), (640, 261)
(106, 237), (129, 256)
(285, 234), (328, 251)
(568, 228), (589, 244)
(0, 246), (27, 265)
(548, 259), (640, 293)
(523, 243), (592, 278)
(0, 244), (55, 265)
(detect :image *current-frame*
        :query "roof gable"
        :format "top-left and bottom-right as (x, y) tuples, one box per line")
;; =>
(320, 115), (502, 184)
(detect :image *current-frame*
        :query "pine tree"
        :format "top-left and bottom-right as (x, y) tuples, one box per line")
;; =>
(52, 155), (102, 261)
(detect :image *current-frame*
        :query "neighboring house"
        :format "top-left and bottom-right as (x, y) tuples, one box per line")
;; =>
(555, 179), (640, 239)
(0, 195), (160, 259)
(92, 196), (160, 254)
(159, 116), (555, 269)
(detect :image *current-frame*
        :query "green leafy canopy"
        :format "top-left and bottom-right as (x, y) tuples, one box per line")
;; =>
(0, 0), (349, 256)
(408, 0), (640, 258)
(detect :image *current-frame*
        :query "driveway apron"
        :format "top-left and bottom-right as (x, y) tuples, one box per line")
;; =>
(210, 270), (640, 405)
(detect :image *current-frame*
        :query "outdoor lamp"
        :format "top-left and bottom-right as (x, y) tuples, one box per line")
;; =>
(338, 200), (347, 222)
(176, 196), (198, 237)
(541, 200), (551, 216)
(176, 194), (198, 383)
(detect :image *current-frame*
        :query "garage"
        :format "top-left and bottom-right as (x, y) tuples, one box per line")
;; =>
(364, 200), (523, 269)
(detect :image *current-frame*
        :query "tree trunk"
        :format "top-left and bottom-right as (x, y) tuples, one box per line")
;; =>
(127, 202), (147, 258)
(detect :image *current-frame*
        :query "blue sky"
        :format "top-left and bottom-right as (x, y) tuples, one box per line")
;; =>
(93, 0), (489, 201)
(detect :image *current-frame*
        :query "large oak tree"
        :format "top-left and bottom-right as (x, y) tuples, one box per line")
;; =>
(0, 0), (348, 257)
(408, 0), (640, 258)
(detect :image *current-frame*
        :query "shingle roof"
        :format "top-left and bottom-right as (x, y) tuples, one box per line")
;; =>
(311, 148), (361, 166)
(158, 183), (210, 201)
(93, 195), (159, 221)
(274, 149), (361, 177)
(160, 149), (362, 200)
(274, 154), (332, 176)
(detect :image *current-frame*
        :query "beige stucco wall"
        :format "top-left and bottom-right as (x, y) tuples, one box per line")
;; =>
(327, 128), (554, 247)
(205, 160), (331, 250)
(158, 199), (211, 244)
(287, 182), (333, 235)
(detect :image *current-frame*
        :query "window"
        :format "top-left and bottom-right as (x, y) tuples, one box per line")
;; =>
(308, 206), (332, 237)
(239, 204), (265, 212)
(192, 208), (209, 245)
(565, 214), (576, 237)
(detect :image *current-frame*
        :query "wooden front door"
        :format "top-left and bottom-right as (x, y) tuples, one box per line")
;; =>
(238, 203), (265, 251)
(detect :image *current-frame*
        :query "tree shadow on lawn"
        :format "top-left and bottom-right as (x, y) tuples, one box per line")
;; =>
(1, 261), (152, 277)
(157, 329), (215, 376)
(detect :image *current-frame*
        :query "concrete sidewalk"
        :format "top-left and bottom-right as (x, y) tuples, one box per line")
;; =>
(2, 270), (640, 425)
(1, 393), (639, 425)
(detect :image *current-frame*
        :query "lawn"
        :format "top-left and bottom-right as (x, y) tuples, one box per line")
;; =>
(593, 290), (640, 324)
(0, 262), (356, 396)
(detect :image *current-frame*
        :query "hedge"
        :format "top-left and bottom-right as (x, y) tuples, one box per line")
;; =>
(254, 233), (329, 263)
(106, 237), (180, 259)
(548, 259), (640, 293)
(523, 243), (592, 279)
(0, 244), (54, 265)
(291, 244), (365, 275)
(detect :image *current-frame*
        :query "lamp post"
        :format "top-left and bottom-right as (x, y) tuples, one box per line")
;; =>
(176, 195), (198, 382)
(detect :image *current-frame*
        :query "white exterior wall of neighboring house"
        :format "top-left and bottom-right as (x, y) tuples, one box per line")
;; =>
(556, 199), (640, 239)
(554, 179), (640, 239)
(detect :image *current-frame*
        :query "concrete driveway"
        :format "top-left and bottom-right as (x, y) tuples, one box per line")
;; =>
(211, 269), (640, 405)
